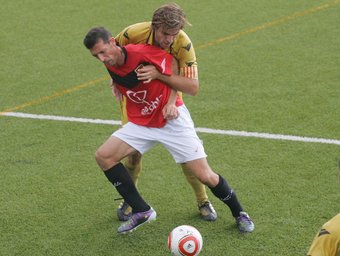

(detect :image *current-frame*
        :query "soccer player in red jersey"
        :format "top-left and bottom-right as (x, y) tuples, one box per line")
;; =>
(83, 26), (255, 234)
(113, 3), (217, 222)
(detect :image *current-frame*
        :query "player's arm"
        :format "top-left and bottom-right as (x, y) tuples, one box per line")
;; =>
(136, 65), (198, 96)
(160, 35), (199, 96)
(158, 72), (198, 96)
(163, 89), (179, 120)
(137, 36), (199, 96)
(162, 58), (180, 120)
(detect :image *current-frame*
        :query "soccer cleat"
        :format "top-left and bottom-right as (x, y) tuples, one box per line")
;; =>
(117, 201), (132, 221)
(198, 201), (217, 221)
(236, 211), (255, 233)
(117, 207), (157, 234)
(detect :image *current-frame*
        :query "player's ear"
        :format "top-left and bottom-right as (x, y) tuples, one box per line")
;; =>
(109, 37), (116, 45)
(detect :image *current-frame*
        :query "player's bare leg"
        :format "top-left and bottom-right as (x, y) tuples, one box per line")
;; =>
(124, 152), (142, 184)
(95, 136), (156, 234)
(181, 164), (217, 221)
(184, 158), (254, 233)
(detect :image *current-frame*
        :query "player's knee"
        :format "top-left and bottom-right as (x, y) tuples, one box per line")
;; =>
(95, 149), (121, 171)
(196, 171), (219, 187)
(95, 148), (112, 166)
(197, 174), (210, 185)
(95, 149), (104, 165)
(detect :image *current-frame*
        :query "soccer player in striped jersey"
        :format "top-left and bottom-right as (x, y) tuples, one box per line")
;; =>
(113, 3), (217, 222)
(307, 213), (340, 256)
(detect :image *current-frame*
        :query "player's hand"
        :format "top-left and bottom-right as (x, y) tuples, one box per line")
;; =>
(136, 65), (160, 83)
(109, 79), (122, 101)
(162, 104), (179, 120)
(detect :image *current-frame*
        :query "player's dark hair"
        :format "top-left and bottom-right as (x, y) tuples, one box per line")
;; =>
(83, 27), (112, 49)
(152, 3), (191, 30)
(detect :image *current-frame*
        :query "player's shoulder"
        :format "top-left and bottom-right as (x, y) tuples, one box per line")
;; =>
(124, 22), (151, 34)
(172, 30), (193, 51)
(117, 22), (151, 43)
(323, 213), (340, 233)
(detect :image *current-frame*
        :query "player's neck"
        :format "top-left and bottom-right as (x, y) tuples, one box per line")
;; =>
(115, 47), (126, 67)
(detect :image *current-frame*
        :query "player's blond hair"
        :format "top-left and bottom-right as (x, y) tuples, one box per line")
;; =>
(152, 3), (191, 30)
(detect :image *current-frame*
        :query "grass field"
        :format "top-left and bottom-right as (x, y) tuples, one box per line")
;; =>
(1, 0), (340, 255)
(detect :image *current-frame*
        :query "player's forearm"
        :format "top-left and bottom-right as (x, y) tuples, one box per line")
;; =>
(168, 89), (178, 104)
(158, 74), (199, 96)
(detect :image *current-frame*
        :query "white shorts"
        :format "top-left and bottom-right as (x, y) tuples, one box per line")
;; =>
(112, 105), (207, 164)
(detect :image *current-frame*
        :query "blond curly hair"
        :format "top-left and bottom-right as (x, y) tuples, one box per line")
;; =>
(152, 3), (191, 30)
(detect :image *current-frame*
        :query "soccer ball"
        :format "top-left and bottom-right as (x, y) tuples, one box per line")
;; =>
(168, 225), (203, 256)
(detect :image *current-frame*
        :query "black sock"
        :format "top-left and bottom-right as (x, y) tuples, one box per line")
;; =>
(104, 163), (150, 213)
(209, 174), (243, 218)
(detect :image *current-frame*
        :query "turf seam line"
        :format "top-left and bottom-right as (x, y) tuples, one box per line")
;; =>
(0, 76), (109, 115)
(1, 0), (338, 114)
(196, 0), (340, 49)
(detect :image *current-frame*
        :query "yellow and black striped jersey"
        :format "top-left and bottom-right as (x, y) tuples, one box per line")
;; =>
(115, 22), (198, 80)
(307, 213), (340, 256)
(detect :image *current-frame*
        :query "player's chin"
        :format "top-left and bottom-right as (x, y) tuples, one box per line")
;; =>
(161, 43), (171, 49)
(105, 60), (114, 66)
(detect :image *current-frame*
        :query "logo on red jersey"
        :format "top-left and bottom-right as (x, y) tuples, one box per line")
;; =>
(160, 58), (166, 73)
(126, 90), (148, 104)
(126, 90), (163, 116)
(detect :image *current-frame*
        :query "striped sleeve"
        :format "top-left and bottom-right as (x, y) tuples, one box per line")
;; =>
(180, 66), (198, 79)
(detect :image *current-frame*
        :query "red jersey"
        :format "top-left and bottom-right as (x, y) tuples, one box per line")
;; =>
(105, 44), (183, 128)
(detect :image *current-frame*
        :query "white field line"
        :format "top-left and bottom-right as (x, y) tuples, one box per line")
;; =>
(2, 112), (121, 126)
(196, 127), (340, 146)
(2, 112), (340, 146)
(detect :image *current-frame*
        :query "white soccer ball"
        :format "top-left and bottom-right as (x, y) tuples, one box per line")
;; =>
(168, 225), (203, 256)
